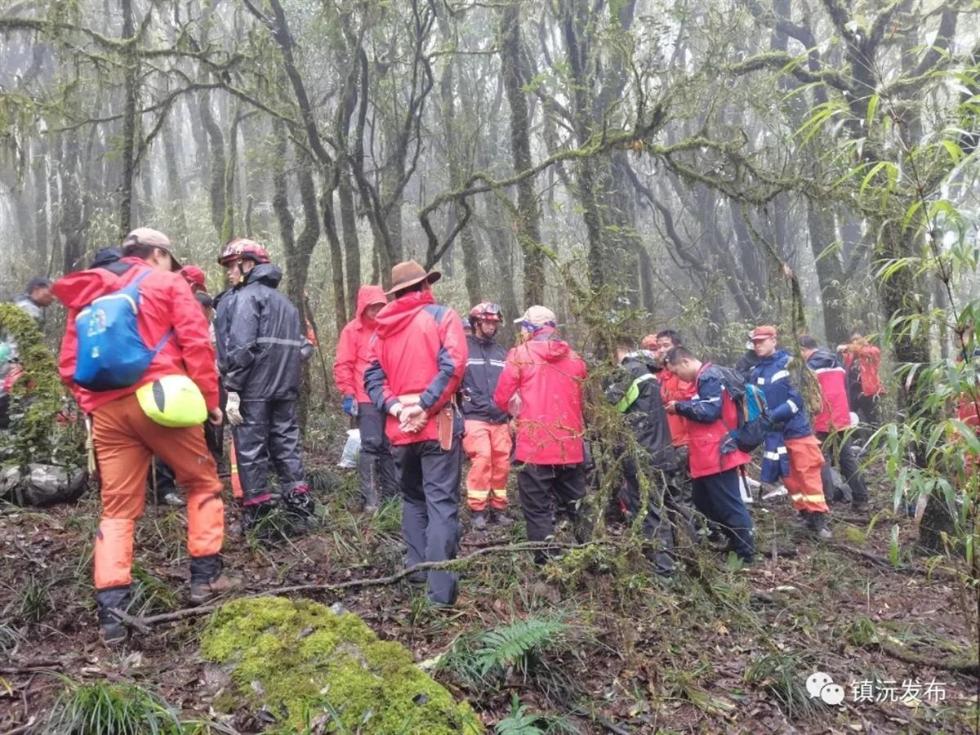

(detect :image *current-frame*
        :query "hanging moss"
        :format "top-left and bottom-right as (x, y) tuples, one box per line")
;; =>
(201, 596), (484, 734)
(0, 304), (83, 472)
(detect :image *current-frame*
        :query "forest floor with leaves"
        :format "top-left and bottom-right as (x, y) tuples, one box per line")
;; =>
(0, 431), (977, 734)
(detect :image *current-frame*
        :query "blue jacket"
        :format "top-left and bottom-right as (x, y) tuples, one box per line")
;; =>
(460, 334), (509, 423)
(749, 350), (812, 440)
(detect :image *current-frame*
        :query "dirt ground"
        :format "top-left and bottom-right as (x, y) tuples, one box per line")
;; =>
(0, 448), (977, 734)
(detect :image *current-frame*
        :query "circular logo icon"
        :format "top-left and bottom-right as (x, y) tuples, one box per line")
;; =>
(820, 683), (846, 706)
(806, 672), (834, 698)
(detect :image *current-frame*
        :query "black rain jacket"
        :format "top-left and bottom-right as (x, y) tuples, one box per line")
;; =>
(221, 264), (304, 400)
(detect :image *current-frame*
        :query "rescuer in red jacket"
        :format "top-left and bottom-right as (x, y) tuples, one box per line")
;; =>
(664, 346), (755, 563)
(643, 330), (697, 448)
(838, 332), (885, 425)
(493, 306), (589, 562)
(54, 227), (235, 646)
(800, 335), (869, 511)
(364, 261), (467, 605)
(334, 285), (396, 511)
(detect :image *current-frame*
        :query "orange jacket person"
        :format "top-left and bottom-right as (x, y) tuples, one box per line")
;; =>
(54, 228), (235, 646)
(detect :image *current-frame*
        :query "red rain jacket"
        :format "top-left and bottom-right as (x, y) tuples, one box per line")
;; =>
(805, 348), (852, 433)
(363, 291), (467, 445)
(493, 327), (587, 465)
(844, 343), (884, 397)
(53, 257), (219, 414)
(675, 363), (750, 479)
(333, 285), (387, 403)
(659, 370), (696, 447)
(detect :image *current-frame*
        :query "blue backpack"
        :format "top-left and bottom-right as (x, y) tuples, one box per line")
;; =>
(74, 269), (171, 391)
(714, 365), (771, 452)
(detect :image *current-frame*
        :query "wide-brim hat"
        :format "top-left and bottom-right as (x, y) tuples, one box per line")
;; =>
(386, 260), (441, 295)
(123, 227), (182, 271)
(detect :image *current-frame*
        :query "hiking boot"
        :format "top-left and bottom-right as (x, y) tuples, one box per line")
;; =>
(189, 555), (239, 605)
(282, 484), (316, 533)
(852, 498), (869, 513)
(471, 511), (488, 531)
(490, 510), (514, 528)
(807, 512), (832, 540)
(96, 586), (131, 648)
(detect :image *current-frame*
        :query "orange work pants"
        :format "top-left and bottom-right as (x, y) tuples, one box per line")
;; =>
(783, 435), (829, 514)
(463, 420), (513, 512)
(92, 393), (224, 590)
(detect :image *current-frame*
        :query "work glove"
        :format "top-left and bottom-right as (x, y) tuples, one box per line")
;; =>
(225, 391), (243, 426)
(342, 395), (358, 417)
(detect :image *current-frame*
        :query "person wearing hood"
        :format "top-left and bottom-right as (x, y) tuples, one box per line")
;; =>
(53, 227), (234, 645)
(364, 260), (468, 606)
(334, 284), (396, 511)
(217, 238), (314, 533)
(837, 331), (885, 426)
(800, 335), (869, 511)
(606, 339), (679, 576)
(461, 302), (513, 530)
(493, 306), (589, 563)
(748, 325), (831, 538)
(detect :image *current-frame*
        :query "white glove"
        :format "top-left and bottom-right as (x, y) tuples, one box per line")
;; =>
(226, 391), (243, 426)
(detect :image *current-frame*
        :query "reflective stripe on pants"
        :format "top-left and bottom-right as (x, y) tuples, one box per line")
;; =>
(783, 435), (829, 513)
(463, 420), (512, 511)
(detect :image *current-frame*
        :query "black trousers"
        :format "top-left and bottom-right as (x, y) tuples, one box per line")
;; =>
(816, 431), (869, 505)
(691, 469), (754, 561)
(233, 398), (305, 504)
(621, 457), (677, 575)
(852, 394), (880, 427)
(516, 463), (587, 543)
(357, 401), (398, 506)
(391, 439), (461, 605)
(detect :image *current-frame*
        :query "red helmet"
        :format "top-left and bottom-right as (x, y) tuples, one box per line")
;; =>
(217, 238), (270, 266)
(469, 302), (503, 323)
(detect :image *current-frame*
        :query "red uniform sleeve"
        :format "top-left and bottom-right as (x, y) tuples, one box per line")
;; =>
(493, 348), (521, 413)
(58, 310), (78, 388)
(333, 322), (357, 396)
(171, 279), (220, 410)
(419, 309), (468, 411)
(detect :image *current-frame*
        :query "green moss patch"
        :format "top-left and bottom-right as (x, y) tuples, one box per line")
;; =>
(201, 596), (484, 733)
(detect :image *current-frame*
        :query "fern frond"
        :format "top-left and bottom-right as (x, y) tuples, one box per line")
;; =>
(476, 616), (568, 676)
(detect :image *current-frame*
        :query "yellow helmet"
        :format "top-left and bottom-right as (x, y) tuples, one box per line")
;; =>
(136, 375), (207, 428)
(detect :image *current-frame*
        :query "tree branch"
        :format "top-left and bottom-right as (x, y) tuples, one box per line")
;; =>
(109, 541), (607, 630)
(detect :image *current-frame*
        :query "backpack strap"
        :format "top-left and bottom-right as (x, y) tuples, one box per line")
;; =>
(127, 268), (173, 355)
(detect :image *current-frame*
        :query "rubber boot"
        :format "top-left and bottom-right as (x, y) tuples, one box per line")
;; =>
(96, 586), (131, 647)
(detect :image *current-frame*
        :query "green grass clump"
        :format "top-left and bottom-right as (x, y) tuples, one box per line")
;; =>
(45, 679), (182, 735)
(200, 595), (483, 734)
